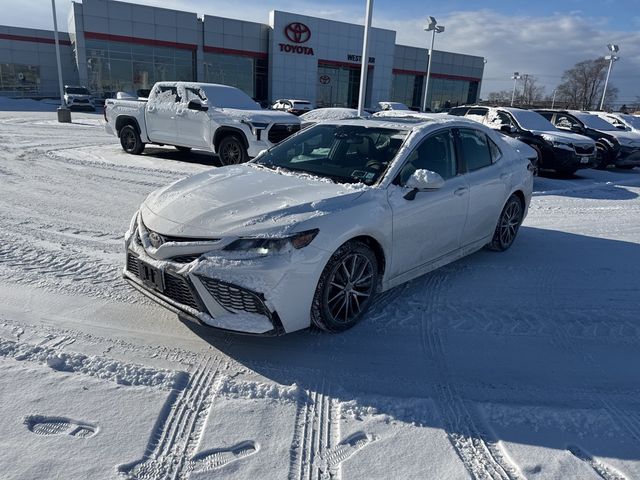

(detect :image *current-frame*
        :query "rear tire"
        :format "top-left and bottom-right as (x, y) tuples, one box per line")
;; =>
(311, 242), (379, 333)
(218, 135), (248, 165)
(175, 146), (192, 153)
(119, 125), (145, 155)
(595, 145), (610, 169)
(487, 195), (524, 252)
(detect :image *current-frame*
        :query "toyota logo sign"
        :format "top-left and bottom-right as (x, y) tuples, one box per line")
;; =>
(284, 22), (311, 44)
(319, 75), (331, 85)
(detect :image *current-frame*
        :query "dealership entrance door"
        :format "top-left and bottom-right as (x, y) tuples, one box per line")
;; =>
(317, 63), (372, 108)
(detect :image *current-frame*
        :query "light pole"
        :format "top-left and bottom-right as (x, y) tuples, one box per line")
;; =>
(551, 88), (557, 108)
(510, 72), (521, 107)
(599, 44), (619, 111)
(421, 16), (445, 112)
(51, 0), (71, 122)
(357, 0), (374, 116)
(477, 58), (487, 102)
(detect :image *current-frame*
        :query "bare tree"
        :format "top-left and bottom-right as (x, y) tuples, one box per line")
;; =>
(518, 75), (545, 107)
(556, 58), (618, 110)
(486, 90), (512, 105)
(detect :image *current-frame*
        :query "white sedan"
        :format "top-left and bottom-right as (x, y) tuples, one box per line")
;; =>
(123, 117), (533, 335)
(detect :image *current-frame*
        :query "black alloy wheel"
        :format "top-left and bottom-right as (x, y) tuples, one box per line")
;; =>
(119, 125), (145, 155)
(311, 242), (379, 332)
(218, 136), (248, 165)
(487, 195), (524, 251)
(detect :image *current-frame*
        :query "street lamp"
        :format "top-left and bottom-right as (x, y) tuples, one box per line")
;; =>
(421, 16), (445, 112)
(599, 44), (620, 111)
(510, 72), (521, 107)
(477, 58), (487, 102)
(51, 0), (71, 122)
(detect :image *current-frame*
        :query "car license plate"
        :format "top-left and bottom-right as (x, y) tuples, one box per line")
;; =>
(580, 157), (590, 164)
(139, 260), (165, 292)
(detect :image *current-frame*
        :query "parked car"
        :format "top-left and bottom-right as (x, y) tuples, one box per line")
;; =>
(63, 85), (95, 111)
(104, 82), (300, 164)
(377, 101), (411, 111)
(123, 116), (533, 335)
(299, 107), (368, 128)
(374, 109), (540, 167)
(535, 109), (640, 169)
(593, 112), (640, 134)
(448, 106), (597, 175)
(271, 99), (314, 116)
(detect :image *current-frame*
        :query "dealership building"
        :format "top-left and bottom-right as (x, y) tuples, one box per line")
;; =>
(0, 0), (485, 110)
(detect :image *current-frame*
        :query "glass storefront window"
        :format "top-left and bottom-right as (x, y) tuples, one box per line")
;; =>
(202, 52), (256, 99)
(0, 63), (40, 96)
(317, 65), (361, 108)
(85, 39), (195, 97)
(392, 73), (480, 111)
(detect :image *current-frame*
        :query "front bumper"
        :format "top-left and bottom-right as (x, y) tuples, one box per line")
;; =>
(616, 146), (640, 167)
(548, 146), (596, 170)
(123, 214), (327, 335)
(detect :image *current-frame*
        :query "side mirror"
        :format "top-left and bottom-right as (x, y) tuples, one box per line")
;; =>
(500, 124), (516, 134)
(188, 99), (208, 112)
(616, 124), (628, 130)
(570, 124), (583, 133)
(403, 169), (445, 200)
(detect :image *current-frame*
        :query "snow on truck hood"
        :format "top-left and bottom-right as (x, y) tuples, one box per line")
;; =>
(141, 164), (365, 238)
(219, 108), (300, 125)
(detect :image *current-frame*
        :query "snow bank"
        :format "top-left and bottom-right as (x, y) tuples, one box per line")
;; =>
(0, 96), (60, 112)
(0, 338), (184, 390)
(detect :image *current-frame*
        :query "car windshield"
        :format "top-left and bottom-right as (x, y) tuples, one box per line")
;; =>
(253, 123), (408, 185)
(509, 109), (557, 131)
(66, 87), (90, 95)
(292, 101), (311, 107)
(620, 114), (640, 129)
(574, 113), (618, 131)
(199, 85), (260, 110)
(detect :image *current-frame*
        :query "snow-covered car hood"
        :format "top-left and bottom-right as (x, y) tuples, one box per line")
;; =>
(141, 164), (365, 238)
(215, 108), (300, 125)
(533, 130), (595, 146)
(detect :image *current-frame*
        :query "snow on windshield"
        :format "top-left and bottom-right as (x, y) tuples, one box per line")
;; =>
(574, 113), (618, 131)
(200, 85), (260, 110)
(509, 109), (556, 131)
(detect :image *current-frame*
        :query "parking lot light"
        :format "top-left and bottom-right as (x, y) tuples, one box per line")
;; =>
(51, 0), (71, 123)
(421, 16), (445, 112)
(510, 72), (521, 107)
(600, 44), (620, 111)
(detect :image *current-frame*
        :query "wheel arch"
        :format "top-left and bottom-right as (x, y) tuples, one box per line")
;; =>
(115, 116), (141, 136)
(213, 127), (249, 153)
(510, 189), (526, 210)
(340, 234), (387, 278)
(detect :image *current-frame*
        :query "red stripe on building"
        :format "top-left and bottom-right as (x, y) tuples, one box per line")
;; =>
(203, 45), (267, 59)
(0, 33), (71, 46)
(318, 59), (373, 69)
(392, 68), (480, 82)
(84, 31), (197, 51)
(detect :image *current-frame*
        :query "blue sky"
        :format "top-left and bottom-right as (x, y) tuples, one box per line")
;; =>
(5, 0), (640, 105)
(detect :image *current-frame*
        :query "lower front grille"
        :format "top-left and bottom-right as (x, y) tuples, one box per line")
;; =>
(197, 276), (269, 316)
(126, 253), (140, 277)
(164, 273), (200, 310)
(268, 124), (300, 144)
(574, 145), (595, 155)
(171, 254), (201, 264)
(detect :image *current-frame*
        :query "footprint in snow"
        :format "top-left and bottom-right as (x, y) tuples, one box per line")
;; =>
(25, 415), (97, 438)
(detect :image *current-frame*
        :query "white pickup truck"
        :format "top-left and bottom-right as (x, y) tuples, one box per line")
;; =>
(104, 82), (301, 164)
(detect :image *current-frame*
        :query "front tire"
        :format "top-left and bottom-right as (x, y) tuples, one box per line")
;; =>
(487, 195), (524, 252)
(311, 242), (379, 333)
(119, 125), (145, 155)
(595, 145), (611, 169)
(218, 135), (248, 165)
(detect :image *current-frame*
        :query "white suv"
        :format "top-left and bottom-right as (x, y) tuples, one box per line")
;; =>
(63, 85), (95, 111)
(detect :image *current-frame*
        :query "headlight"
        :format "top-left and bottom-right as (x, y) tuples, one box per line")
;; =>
(223, 229), (319, 254)
(242, 120), (270, 135)
(551, 141), (573, 151)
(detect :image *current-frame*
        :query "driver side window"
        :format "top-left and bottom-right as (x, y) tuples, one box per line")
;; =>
(556, 115), (577, 130)
(398, 130), (456, 185)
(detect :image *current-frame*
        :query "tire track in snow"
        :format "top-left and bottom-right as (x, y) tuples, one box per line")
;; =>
(288, 384), (373, 480)
(118, 357), (260, 480)
(419, 271), (523, 480)
(567, 445), (627, 480)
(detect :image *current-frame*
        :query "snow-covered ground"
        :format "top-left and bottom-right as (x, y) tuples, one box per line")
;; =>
(1, 108), (639, 480)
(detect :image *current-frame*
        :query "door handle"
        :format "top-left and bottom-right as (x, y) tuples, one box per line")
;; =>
(454, 187), (468, 196)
